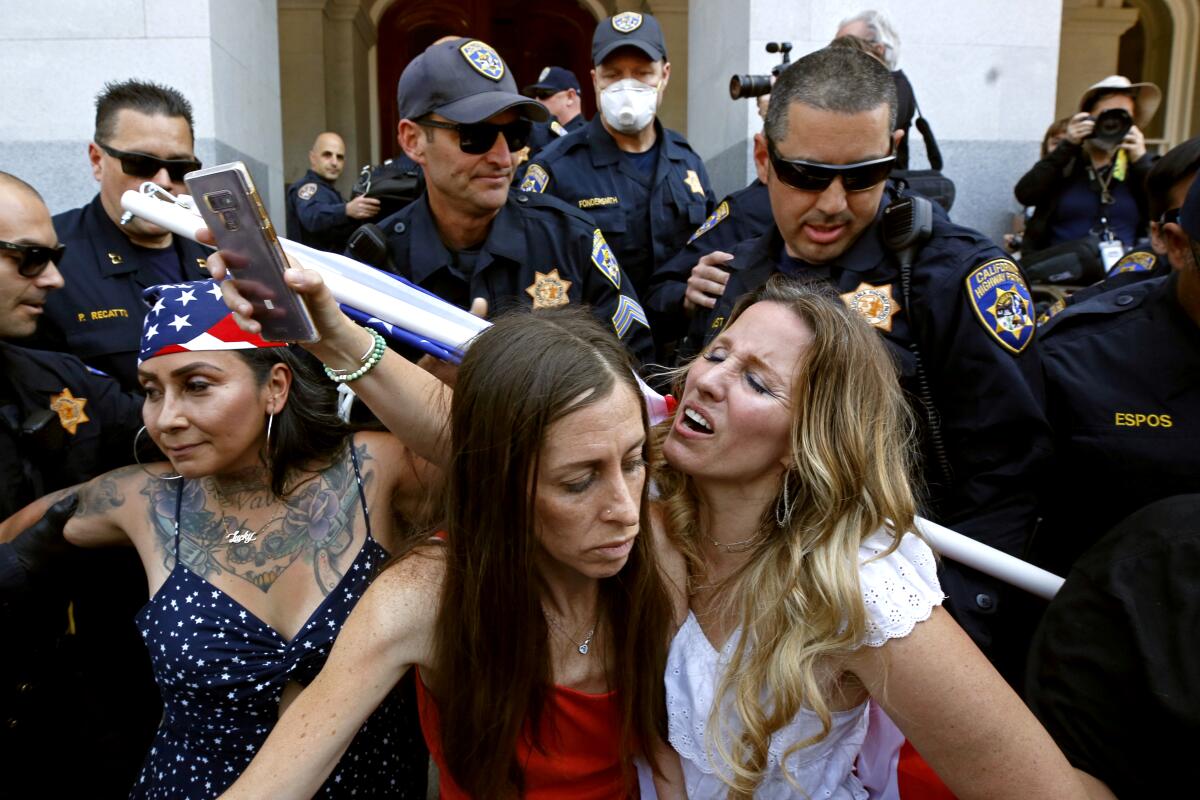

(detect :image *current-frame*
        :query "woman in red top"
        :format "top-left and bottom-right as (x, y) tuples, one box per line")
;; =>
(215, 261), (686, 799)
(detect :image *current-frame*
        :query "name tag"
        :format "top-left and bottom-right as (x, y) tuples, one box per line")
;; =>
(1114, 412), (1173, 428)
(578, 196), (619, 209)
(89, 308), (130, 320)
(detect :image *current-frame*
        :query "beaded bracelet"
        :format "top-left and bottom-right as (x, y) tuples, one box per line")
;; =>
(323, 328), (387, 383)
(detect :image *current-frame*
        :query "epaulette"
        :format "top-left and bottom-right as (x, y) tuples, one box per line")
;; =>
(510, 190), (595, 228)
(1038, 275), (1163, 339)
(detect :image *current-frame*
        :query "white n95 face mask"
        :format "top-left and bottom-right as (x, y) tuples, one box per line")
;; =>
(600, 79), (659, 134)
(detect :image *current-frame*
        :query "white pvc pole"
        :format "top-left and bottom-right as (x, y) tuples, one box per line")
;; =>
(914, 517), (1064, 600)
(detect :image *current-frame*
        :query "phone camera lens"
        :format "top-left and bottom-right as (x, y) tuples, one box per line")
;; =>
(220, 210), (239, 231)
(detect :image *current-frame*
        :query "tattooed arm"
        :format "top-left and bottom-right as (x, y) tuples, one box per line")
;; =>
(60, 465), (148, 548)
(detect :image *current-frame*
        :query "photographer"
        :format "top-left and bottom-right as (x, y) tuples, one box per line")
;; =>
(1015, 76), (1159, 265)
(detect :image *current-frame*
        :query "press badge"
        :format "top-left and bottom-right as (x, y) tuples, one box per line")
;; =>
(1099, 239), (1125, 272)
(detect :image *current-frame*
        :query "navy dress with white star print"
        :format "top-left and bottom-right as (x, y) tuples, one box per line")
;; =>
(130, 443), (426, 798)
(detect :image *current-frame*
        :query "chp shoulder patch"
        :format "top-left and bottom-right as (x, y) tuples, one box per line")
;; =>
(611, 295), (649, 339)
(965, 258), (1035, 354)
(521, 164), (549, 193)
(526, 269), (572, 309)
(1111, 250), (1157, 275)
(50, 388), (89, 435)
(591, 228), (621, 289)
(459, 40), (505, 81)
(612, 12), (643, 33)
(297, 183), (318, 200)
(687, 200), (729, 244)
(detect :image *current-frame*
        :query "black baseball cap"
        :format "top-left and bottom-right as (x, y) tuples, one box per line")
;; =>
(1181, 170), (1200, 241)
(522, 66), (581, 96)
(592, 12), (668, 66)
(397, 38), (549, 124)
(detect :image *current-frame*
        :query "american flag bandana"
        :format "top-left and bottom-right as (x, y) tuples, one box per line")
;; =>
(138, 280), (287, 364)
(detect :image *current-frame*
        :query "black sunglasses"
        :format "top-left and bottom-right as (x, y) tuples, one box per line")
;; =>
(417, 118), (533, 155)
(0, 240), (67, 277)
(768, 143), (895, 193)
(97, 142), (202, 182)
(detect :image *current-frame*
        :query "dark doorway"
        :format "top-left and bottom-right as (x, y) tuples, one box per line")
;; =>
(376, 0), (599, 161)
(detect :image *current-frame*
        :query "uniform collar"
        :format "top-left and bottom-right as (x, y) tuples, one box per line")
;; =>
(585, 115), (685, 167)
(405, 193), (527, 284)
(302, 169), (336, 187)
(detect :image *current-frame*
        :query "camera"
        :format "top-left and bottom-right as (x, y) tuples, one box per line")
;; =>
(729, 41), (792, 100)
(1087, 108), (1133, 149)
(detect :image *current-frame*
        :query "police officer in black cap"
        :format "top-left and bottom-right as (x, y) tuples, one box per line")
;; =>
(521, 12), (714, 354)
(1032, 159), (1200, 577)
(0, 171), (157, 797)
(286, 131), (381, 253)
(367, 37), (654, 364)
(685, 46), (1053, 664)
(522, 66), (588, 160)
(30, 79), (211, 392)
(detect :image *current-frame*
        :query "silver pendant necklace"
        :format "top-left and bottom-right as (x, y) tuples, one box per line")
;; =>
(544, 610), (597, 655)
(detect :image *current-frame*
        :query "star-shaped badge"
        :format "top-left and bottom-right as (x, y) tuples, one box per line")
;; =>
(49, 388), (90, 435)
(839, 282), (901, 333)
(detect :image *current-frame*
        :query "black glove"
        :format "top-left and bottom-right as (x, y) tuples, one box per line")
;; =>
(1, 494), (80, 594)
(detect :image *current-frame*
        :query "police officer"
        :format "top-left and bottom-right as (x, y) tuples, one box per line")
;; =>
(0, 171), (157, 798)
(522, 66), (587, 159)
(29, 80), (211, 392)
(363, 37), (654, 365)
(286, 131), (380, 253)
(521, 12), (715, 351)
(1032, 167), (1200, 577)
(687, 47), (1052, 661)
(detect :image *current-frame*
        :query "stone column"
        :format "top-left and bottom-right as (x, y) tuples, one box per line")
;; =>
(1055, 0), (1140, 120)
(323, 0), (377, 193)
(649, 0), (690, 135)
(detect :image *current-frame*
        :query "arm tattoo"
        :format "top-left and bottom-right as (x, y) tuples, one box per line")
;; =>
(76, 474), (126, 518)
(146, 440), (374, 596)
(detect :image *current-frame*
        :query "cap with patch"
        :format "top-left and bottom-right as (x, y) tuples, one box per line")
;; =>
(1181, 170), (1200, 241)
(139, 280), (286, 364)
(592, 12), (667, 66)
(522, 66), (581, 96)
(397, 38), (549, 124)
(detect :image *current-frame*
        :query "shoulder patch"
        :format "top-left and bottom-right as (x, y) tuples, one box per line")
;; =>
(611, 295), (649, 339)
(550, 120), (567, 137)
(521, 164), (549, 194)
(459, 40), (505, 81)
(687, 200), (729, 244)
(1111, 250), (1157, 275)
(965, 258), (1035, 354)
(297, 183), (318, 200)
(611, 12), (643, 33)
(591, 229), (621, 289)
(1037, 297), (1066, 326)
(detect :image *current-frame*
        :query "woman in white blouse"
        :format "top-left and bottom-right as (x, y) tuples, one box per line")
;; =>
(653, 276), (1088, 799)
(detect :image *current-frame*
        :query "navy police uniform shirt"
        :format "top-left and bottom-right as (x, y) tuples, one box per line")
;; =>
(32, 194), (210, 392)
(285, 169), (356, 253)
(646, 178), (773, 339)
(1039, 245), (1170, 324)
(526, 113), (586, 162)
(375, 190), (654, 364)
(1033, 273), (1200, 576)
(693, 189), (1053, 656)
(521, 116), (716, 306)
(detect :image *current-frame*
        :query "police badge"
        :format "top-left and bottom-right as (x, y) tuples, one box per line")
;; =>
(840, 282), (901, 333)
(591, 229), (621, 289)
(459, 40), (505, 81)
(526, 269), (572, 309)
(50, 388), (89, 435)
(965, 259), (1035, 354)
(612, 12), (643, 33)
(687, 200), (729, 244)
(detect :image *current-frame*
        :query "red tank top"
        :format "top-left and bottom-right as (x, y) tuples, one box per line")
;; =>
(415, 667), (632, 799)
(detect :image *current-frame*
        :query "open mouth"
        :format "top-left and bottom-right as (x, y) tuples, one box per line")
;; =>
(681, 406), (713, 434)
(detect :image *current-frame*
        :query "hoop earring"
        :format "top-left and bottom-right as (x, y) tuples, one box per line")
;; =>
(775, 469), (795, 529)
(134, 426), (183, 480)
(266, 410), (274, 451)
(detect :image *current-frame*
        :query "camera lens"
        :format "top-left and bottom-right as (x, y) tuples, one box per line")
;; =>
(220, 210), (240, 231)
(730, 74), (773, 100)
(205, 190), (237, 212)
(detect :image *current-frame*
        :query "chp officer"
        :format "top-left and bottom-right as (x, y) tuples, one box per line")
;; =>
(31, 80), (210, 392)
(0, 172), (156, 799)
(522, 66), (588, 161)
(521, 12), (715, 351)
(368, 38), (653, 364)
(285, 131), (380, 253)
(689, 47), (1052, 663)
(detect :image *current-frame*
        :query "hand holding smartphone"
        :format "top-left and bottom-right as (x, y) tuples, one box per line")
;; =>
(184, 162), (319, 342)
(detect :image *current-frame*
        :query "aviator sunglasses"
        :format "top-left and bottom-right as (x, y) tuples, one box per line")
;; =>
(768, 142), (896, 193)
(0, 240), (67, 277)
(96, 142), (202, 182)
(417, 117), (533, 155)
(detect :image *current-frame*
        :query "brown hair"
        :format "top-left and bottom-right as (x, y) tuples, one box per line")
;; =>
(430, 307), (672, 796)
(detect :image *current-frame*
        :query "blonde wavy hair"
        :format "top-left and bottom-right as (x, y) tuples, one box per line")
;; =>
(653, 275), (920, 797)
